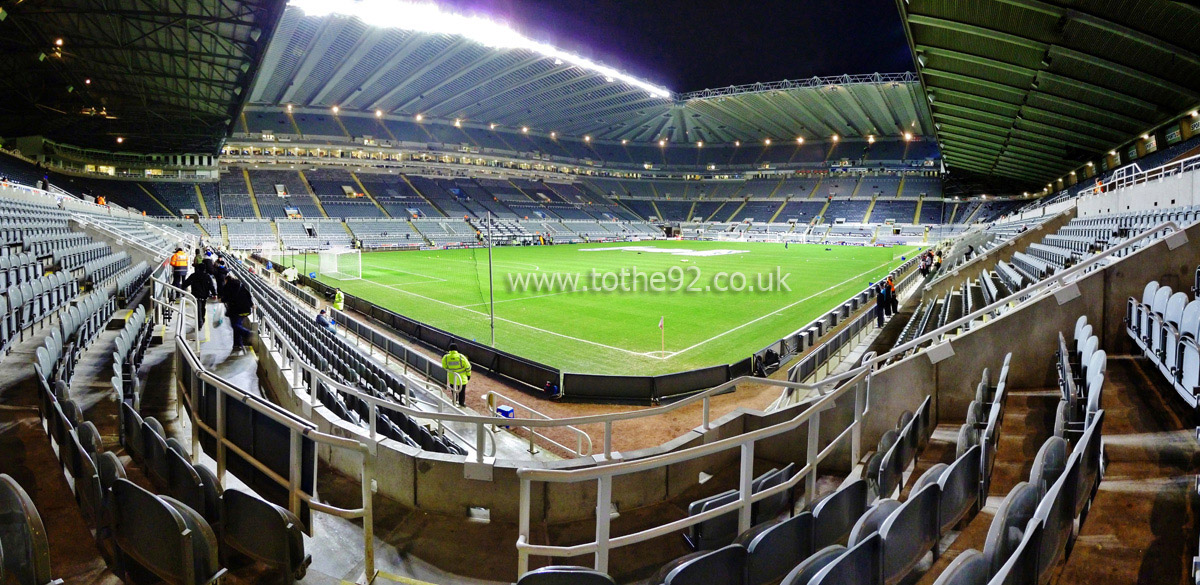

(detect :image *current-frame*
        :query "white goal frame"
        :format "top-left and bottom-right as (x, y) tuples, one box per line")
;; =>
(317, 247), (362, 280)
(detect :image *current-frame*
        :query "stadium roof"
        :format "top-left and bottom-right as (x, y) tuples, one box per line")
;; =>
(898, 0), (1200, 186)
(0, 0), (286, 154)
(248, 4), (934, 144)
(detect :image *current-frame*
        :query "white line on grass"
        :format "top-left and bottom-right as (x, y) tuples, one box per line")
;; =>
(353, 278), (667, 359)
(361, 261), (447, 285)
(459, 288), (581, 308)
(662, 259), (896, 359)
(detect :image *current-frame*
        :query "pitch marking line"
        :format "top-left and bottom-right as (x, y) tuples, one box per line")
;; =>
(361, 261), (447, 285)
(459, 288), (582, 308)
(662, 259), (896, 359)
(354, 279), (667, 359)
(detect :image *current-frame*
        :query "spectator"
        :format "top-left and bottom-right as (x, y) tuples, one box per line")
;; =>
(875, 283), (887, 327)
(222, 275), (254, 355)
(441, 343), (472, 407)
(316, 309), (333, 330)
(169, 246), (190, 292)
(887, 276), (899, 314)
(180, 263), (216, 336)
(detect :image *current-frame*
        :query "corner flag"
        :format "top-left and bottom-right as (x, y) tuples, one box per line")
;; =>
(659, 316), (665, 355)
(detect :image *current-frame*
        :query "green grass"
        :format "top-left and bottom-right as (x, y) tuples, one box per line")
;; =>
(287, 241), (919, 375)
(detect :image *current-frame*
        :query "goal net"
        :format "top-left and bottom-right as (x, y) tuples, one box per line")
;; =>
(317, 248), (362, 280)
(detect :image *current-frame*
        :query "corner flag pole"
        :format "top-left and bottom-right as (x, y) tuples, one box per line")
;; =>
(488, 211), (495, 347)
(659, 316), (665, 355)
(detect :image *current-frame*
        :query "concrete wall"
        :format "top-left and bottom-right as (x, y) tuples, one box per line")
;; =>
(1078, 172), (1200, 217)
(921, 209), (1076, 301)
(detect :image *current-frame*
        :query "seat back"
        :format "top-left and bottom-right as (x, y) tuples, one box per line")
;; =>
(0, 474), (53, 585)
(809, 532), (883, 585)
(662, 544), (746, 585)
(811, 480), (868, 549)
(742, 512), (813, 585)
(989, 519), (1042, 585)
(1028, 437), (1068, 495)
(930, 550), (987, 585)
(880, 484), (939, 584)
(1074, 411), (1104, 518)
(1033, 452), (1081, 582)
(222, 490), (306, 579)
(516, 565), (615, 585)
(938, 446), (981, 533)
(160, 496), (221, 585)
(982, 482), (1040, 574)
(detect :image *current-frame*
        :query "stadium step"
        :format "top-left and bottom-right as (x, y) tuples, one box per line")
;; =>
(724, 199), (748, 222)
(375, 116), (399, 142)
(297, 169), (331, 218)
(807, 176), (825, 199)
(816, 196), (832, 224)
(897, 174), (908, 199)
(705, 200), (727, 221)
(862, 195), (878, 223)
(650, 199), (664, 222)
(963, 202), (984, 224)
(137, 183), (177, 217)
(913, 195), (924, 224)
(284, 109), (303, 136)
(194, 183), (210, 217)
(351, 171), (391, 217)
(403, 174), (450, 218)
(1053, 356), (1200, 585)
(242, 167), (263, 218)
(767, 197), (789, 222)
(219, 222), (230, 246)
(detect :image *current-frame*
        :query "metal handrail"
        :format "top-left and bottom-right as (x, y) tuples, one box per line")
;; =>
(158, 287), (377, 583)
(258, 314), (497, 461)
(482, 390), (593, 458)
(511, 218), (1186, 574)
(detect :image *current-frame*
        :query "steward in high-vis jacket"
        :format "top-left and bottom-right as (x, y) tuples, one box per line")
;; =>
(442, 344), (472, 407)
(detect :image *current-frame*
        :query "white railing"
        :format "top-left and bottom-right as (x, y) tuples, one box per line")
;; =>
(1088, 153), (1200, 195)
(513, 219), (1188, 574)
(257, 314), (496, 461)
(483, 390), (593, 458)
(153, 282), (377, 583)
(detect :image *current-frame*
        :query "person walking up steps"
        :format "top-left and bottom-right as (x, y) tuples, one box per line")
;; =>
(169, 246), (190, 294)
(442, 343), (472, 407)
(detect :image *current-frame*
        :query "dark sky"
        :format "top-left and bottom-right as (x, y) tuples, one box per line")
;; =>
(436, 0), (915, 92)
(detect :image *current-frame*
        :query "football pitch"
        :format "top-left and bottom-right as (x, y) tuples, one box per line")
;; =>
(289, 241), (919, 375)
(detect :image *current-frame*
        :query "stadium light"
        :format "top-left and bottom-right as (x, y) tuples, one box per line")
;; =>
(796, 137), (804, 144)
(522, 126), (529, 133)
(658, 139), (666, 147)
(332, 105), (340, 114)
(764, 138), (771, 145)
(85, 78), (91, 85)
(290, 0), (673, 99)
(1087, 161), (1094, 167)
(116, 136), (124, 144)
(584, 135), (591, 142)
(621, 139), (628, 144)
(1191, 110), (1199, 118)
(904, 132), (913, 141)
(489, 123), (497, 129)
(286, 104), (293, 112)
(697, 141), (703, 148)
(55, 38), (63, 46)
(375, 109), (383, 118)
(1141, 134), (1150, 140)
(454, 118), (462, 127)
(1109, 150), (1116, 156)
(415, 113), (424, 122)
(867, 135), (875, 144)
(831, 134), (839, 142)
(735, 140), (741, 147)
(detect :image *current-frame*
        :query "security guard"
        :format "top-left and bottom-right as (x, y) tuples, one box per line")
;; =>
(169, 246), (190, 292)
(332, 288), (345, 311)
(441, 344), (472, 407)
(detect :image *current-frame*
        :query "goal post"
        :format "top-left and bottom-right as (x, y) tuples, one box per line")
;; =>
(317, 248), (362, 280)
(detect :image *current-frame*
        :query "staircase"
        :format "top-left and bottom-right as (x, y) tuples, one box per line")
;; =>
(862, 195), (878, 223)
(724, 199), (748, 222)
(219, 223), (230, 247)
(137, 184), (176, 217)
(297, 170), (330, 218)
(768, 198), (789, 223)
(350, 172), (390, 218)
(913, 196), (924, 224)
(242, 168), (263, 218)
(194, 184), (211, 217)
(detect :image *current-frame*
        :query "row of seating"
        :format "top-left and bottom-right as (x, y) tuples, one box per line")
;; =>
(2, 271), (81, 360)
(51, 241), (111, 272)
(630, 383), (984, 585)
(0, 251), (42, 289)
(21, 231), (89, 257)
(0, 223), (69, 249)
(237, 258), (469, 454)
(80, 250), (130, 287)
(119, 404), (312, 584)
(113, 261), (152, 307)
(936, 411), (1104, 584)
(683, 465), (796, 551)
(111, 304), (153, 408)
(1126, 275), (1200, 407)
(33, 290), (114, 394)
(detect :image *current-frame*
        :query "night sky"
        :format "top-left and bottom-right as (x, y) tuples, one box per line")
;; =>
(434, 0), (915, 92)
